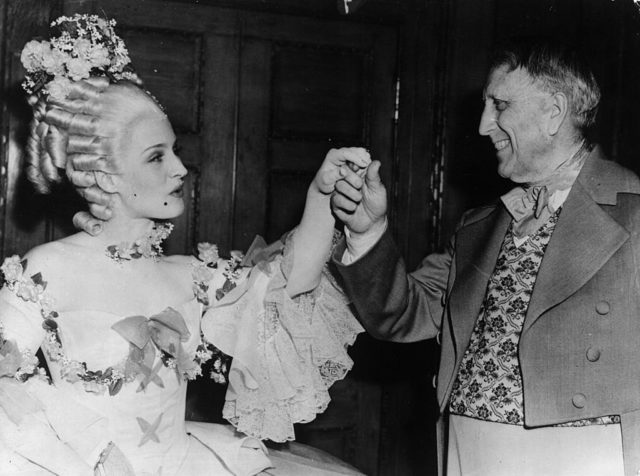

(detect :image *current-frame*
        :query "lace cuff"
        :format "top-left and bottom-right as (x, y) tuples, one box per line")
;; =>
(201, 237), (363, 442)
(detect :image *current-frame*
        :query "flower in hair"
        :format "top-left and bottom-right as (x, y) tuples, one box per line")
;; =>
(20, 14), (141, 100)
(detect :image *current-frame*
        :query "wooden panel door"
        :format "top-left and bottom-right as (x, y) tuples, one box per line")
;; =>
(0, 1), (399, 473)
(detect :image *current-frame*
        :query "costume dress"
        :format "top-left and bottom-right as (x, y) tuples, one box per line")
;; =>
(0, 237), (363, 475)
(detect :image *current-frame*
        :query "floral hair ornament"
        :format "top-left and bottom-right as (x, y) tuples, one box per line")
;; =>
(20, 14), (141, 101)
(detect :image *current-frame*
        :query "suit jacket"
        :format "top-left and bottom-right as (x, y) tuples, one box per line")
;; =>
(333, 148), (640, 476)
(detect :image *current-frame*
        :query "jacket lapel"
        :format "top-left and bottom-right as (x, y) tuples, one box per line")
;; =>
(449, 207), (511, 356)
(523, 170), (630, 334)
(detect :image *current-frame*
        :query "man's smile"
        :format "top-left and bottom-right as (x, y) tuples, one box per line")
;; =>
(494, 139), (510, 151)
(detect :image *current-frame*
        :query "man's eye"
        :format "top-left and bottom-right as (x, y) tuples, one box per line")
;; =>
(173, 144), (182, 155)
(494, 100), (508, 112)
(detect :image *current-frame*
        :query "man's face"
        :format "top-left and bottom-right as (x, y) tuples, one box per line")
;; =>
(479, 65), (556, 183)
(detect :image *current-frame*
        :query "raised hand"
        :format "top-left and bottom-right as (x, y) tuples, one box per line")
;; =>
(331, 160), (387, 235)
(311, 147), (371, 195)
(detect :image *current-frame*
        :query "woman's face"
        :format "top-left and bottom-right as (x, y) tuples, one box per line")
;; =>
(115, 108), (188, 220)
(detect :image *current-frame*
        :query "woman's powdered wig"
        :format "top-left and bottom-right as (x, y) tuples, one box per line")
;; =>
(25, 78), (164, 232)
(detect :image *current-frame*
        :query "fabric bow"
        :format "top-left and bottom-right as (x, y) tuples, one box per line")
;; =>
(240, 235), (286, 270)
(501, 141), (591, 239)
(111, 307), (191, 391)
(501, 185), (555, 239)
(214, 234), (286, 308)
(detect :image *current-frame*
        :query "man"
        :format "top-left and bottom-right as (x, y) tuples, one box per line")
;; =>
(331, 40), (640, 476)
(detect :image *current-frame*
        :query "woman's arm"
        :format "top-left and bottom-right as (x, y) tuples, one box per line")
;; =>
(286, 147), (370, 297)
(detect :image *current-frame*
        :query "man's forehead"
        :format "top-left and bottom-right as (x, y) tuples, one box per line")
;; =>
(484, 65), (539, 99)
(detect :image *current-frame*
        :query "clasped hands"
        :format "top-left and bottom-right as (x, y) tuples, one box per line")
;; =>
(319, 147), (388, 238)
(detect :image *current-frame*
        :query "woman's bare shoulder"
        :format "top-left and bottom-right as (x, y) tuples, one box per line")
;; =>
(18, 234), (100, 281)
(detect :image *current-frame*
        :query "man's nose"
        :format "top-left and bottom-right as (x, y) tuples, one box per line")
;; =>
(478, 103), (495, 136)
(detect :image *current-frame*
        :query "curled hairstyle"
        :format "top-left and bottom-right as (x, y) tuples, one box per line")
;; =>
(490, 38), (601, 134)
(25, 78), (164, 232)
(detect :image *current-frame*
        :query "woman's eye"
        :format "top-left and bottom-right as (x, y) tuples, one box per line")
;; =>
(149, 153), (163, 163)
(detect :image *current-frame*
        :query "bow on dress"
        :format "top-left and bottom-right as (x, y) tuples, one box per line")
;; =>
(111, 307), (191, 391)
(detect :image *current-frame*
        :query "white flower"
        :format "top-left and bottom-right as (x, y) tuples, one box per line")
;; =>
(20, 40), (49, 72)
(192, 264), (214, 284)
(73, 38), (92, 58)
(211, 370), (226, 384)
(1, 256), (23, 282)
(74, 38), (109, 69)
(86, 44), (110, 68)
(41, 48), (67, 76)
(45, 77), (73, 101)
(39, 293), (56, 316)
(96, 18), (109, 31)
(60, 360), (85, 383)
(66, 57), (92, 80)
(83, 380), (107, 395)
(197, 243), (219, 265)
(15, 281), (42, 303)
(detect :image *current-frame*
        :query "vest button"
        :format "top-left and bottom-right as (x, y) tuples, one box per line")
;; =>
(432, 374), (438, 389)
(595, 300), (610, 315)
(572, 393), (587, 408)
(585, 347), (601, 362)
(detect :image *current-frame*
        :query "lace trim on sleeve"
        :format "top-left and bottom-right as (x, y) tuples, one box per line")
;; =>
(204, 232), (364, 442)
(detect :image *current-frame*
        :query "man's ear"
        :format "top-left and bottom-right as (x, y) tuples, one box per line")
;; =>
(548, 91), (569, 135)
(94, 171), (118, 193)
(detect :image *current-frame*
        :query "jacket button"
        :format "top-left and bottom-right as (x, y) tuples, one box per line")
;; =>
(432, 374), (438, 389)
(595, 301), (610, 315)
(572, 393), (587, 408)
(436, 331), (442, 345)
(585, 347), (601, 362)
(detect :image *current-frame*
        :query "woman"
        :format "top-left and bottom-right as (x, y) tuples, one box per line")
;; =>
(0, 14), (368, 475)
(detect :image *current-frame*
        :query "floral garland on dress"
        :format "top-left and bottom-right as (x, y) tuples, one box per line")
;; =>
(191, 242), (244, 384)
(105, 222), (173, 263)
(0, 246), (244, 394)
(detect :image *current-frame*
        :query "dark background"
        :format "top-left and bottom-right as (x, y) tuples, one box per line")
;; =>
(1, 0), (640, 474)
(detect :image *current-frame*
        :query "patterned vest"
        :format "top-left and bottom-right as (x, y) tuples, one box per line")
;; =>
(448, 210), (617, 426)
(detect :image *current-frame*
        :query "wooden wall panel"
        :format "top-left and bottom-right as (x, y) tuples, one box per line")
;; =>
(234, 38), (271, 250)
(198, 33), (239, 253)
(1, 0), (59, 256)
(121, 29), (202, 134)
(272, 45), (365, 142)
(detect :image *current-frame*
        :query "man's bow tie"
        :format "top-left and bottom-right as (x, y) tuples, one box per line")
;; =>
(501, 185), (555, 239)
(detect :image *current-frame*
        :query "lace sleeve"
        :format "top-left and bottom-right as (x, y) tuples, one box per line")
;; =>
(201, 233), (364, 442)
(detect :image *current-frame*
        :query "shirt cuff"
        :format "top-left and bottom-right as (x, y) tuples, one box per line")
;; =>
(341, 219), (388, 265)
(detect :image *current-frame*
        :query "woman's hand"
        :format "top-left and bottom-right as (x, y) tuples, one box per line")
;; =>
(311, 147), (371, 196)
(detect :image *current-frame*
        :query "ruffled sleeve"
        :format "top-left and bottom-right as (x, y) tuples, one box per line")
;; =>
(0, 256), (109, 474)
(201, 235), (363, 442)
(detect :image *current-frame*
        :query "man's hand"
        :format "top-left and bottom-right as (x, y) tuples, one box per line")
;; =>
(331, 160), (387, 235)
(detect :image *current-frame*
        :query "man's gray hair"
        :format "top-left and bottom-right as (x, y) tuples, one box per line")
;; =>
(490, 38), (601, 133)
